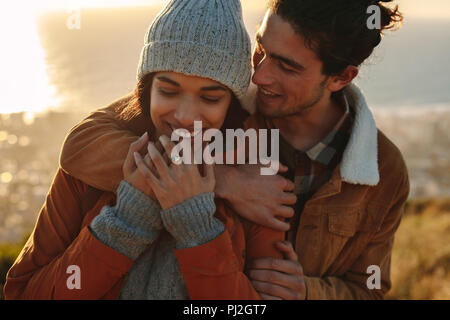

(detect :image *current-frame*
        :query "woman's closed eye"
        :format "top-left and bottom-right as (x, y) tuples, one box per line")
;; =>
(158, 88), (178, 96)
(202, 95), (223, 103)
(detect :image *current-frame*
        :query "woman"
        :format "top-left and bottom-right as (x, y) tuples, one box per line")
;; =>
(4, 0), (284, 300)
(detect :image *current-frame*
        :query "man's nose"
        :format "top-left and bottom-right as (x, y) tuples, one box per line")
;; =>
(252, 58), (274, 86)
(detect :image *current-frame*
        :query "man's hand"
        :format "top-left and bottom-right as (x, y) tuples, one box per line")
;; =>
(248, 241), (306, 300)
(215, 163), (297, 231)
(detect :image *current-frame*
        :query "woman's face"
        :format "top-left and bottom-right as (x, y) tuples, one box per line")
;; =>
(150, 71), (232, 139)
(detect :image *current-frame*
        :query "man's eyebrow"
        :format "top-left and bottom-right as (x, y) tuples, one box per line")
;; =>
(255, 33), (305, 71)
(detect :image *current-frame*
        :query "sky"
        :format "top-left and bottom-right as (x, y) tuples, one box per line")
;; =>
(12, 0), (450, 18)
(0, 0), (448, 114)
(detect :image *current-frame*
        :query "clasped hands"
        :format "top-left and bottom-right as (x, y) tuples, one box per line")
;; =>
(123, 132), (215, 211)
(123, 133), (306, 300)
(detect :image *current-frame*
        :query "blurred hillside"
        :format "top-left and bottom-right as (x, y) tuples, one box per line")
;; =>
(386, 198), (450, 299)
(0, 111), (81, 242)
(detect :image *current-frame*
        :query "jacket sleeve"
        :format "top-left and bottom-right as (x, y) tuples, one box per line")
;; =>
(59, 94), (138, 193)
(303, 169), (410, 300)
(3, 168), (134, 300)
(164, 196), (284, 300)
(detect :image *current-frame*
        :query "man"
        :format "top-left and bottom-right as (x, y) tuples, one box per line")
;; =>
(59, 0), (408, 299)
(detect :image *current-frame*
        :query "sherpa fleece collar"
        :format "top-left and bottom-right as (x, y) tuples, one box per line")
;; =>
(341, 83), (379, 186)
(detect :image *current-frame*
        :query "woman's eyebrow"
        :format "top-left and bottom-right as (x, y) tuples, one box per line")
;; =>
(156, 76), (226, 91)
(156, 76), (180, 86)
(200, 86), (227, 92)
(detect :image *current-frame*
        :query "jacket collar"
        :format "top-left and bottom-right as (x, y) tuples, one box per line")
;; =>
(242, 82), (380, 187)
(340, 83), (379, 186)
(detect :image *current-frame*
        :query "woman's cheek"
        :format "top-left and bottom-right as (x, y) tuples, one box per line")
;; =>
(150, 95), (176, 131)
(202, 101), (230, 128)
(150, 84), (175, 111)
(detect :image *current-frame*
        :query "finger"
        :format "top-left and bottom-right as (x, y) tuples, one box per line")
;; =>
(123, 133), (148, 176)
(148, 142), (173, 183)
(154, 140), (171, 166)
(249, 269), (298, 289)
(154, 139), (165, 154)
(260, 214), (291, 232)
(281, 178), (295, 192)
(275, 241), (299, 262)
(184, 142), (201, 176)
(280, 192), (297, 205)
(143, 152), (159, 178)
(278, 162), (289, 173)
(162, 152), (171, 166)
(159, 135), (179, 167)
(134, 152), (163, 190)
(261, 160), (288, 174)
(275, 205), (295, 218)
(203, 162), (215, 180)
(251, 280), (297, 300)
(248, 257), (303, 276)
(143, 153), (153, 169)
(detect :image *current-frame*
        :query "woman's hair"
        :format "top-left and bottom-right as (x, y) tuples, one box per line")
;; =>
(268, 0), (403, 75)
(116, 73), (249, 139)
(118, 73), (154, 122)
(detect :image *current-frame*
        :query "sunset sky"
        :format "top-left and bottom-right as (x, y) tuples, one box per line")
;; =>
(0, 0), (448, 114)
(14, 0), (450, 18)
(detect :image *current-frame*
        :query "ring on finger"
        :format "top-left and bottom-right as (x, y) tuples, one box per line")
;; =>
(171, 154), (182, 165)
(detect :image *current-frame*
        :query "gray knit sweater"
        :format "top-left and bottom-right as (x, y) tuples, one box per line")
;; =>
(89, 180), (225, 299)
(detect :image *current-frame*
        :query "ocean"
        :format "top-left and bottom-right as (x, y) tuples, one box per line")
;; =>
(0, 6), (449, 242)
(32, 7), (450, 112)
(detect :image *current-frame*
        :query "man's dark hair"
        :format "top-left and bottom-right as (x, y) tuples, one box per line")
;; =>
(268, 0), (403, 75)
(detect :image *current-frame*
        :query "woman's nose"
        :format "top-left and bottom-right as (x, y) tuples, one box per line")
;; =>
(173, 101), (200, 128)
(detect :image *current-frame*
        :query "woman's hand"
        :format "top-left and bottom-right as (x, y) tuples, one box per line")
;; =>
(133, 135), (215, 210)
(123, 132), (157, 200)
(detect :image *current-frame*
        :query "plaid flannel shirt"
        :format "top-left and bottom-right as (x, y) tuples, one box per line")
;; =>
(267, 92), (355, 247)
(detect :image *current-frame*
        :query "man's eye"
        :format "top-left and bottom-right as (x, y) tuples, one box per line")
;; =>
(278, 62), (296, 74)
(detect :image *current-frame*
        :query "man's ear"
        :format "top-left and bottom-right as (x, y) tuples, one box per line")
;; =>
(327, 66), (359, 93)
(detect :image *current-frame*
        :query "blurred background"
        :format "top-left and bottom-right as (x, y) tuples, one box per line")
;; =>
(0, 0), (449, 299)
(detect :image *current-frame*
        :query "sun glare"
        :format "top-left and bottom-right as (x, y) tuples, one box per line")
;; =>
(0, 3), (60, 114)
(0, 0), (164, 115)
(0, 0), (447, 115)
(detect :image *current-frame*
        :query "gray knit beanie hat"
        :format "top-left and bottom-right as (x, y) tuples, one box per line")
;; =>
(137, 0), (252, 104)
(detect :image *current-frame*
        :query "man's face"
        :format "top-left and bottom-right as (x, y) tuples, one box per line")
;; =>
(252, 10), (329, 118)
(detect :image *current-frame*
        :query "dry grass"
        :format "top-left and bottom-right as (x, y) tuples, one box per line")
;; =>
(387, 198), (450, 299)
